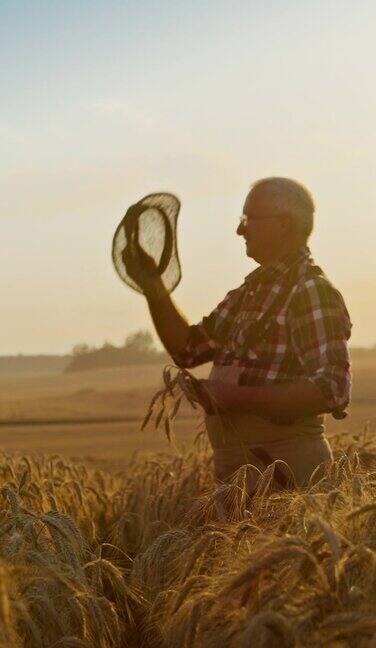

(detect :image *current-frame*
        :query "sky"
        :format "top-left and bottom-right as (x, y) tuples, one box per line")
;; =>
(1, 0), (376, 354)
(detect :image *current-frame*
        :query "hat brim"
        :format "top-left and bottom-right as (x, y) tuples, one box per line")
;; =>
(112, 192), (181, 295)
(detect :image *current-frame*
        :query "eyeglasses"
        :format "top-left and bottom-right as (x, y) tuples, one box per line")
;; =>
(239, 213), (280, 227)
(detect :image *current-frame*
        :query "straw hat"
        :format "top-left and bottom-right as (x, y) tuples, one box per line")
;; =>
(112, 192), (181, 295)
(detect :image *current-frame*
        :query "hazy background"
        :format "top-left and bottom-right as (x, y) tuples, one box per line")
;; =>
(1, 0), (375, 355)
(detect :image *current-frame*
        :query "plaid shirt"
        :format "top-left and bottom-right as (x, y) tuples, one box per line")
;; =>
(172, 247), (352, 418)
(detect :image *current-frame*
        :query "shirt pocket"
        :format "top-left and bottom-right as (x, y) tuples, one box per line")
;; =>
(227, 310), (261, 358)
(254, 314), (288, 362)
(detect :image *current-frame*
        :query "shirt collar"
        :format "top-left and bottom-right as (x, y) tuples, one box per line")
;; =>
(245, 246), (311, 287)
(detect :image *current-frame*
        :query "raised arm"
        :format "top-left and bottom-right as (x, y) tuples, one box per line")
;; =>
(122, 243), (235, 368)
(122, 243), (190, 356)
(146, 281), (191, 357)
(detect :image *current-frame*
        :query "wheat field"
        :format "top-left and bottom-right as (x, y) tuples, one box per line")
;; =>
(1, 394), (376, 646)
(1, 434), (376, 647)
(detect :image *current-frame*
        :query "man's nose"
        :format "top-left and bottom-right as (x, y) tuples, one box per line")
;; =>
(237, 222), (245, 236)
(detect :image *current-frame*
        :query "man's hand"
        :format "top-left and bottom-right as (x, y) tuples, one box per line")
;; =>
(122, 243), (163, 298)
(188, 379), (228, 415)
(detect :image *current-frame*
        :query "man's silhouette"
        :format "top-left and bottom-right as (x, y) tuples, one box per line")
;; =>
(125, 177), (351, 489)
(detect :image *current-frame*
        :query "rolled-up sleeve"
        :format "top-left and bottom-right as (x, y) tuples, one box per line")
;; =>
(171, 322), (218, 368)
(171, 287), (242, 369)
(289, 277), (352, 414)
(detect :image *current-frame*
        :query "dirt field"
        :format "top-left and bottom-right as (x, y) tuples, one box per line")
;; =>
(0, 355), (375, 469)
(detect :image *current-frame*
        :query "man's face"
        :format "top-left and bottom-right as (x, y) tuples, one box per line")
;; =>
(237, 189), (287, 264)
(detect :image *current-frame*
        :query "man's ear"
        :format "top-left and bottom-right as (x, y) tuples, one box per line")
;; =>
(280, 213), (295, 237)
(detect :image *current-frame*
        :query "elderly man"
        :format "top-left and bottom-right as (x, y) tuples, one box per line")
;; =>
(127, 177), (351, 488)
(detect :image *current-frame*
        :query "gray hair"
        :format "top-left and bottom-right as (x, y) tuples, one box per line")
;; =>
(251, 177), (315, 240)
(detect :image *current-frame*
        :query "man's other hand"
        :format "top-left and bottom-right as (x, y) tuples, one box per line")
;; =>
(189, 379), (227, 415)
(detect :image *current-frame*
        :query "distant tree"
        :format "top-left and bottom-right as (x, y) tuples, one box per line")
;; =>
(72, 343), (92, 357)
(65, 330), (167, 373)
(124, 331), (154, 354)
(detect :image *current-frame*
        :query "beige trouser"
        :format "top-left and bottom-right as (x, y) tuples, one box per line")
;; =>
(206, 416), (333, 490)
(206, 365), (333, 491)
(205, 412), (333, 490)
